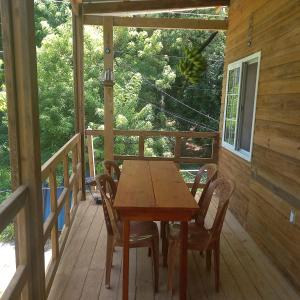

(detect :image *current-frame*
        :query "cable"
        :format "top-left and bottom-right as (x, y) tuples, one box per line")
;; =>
(114, 50), (224, 63)
(113, 85), (217, 131)
(136, 96), (216, 131)
(117, 62), (220, 124)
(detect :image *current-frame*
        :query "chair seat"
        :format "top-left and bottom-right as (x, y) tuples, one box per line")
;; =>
(117, 221), (159, 244)
(168, 222), (212, 249)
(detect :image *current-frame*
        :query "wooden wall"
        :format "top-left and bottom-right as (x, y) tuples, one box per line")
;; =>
(219, 0), (300, 290)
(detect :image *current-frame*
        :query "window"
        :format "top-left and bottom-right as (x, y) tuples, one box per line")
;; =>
(222, 52), (260, 161)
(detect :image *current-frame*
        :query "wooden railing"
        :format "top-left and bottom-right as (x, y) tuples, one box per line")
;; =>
(86, 129), (219, 182)
(41, 133), (82, 296)
(0, 133), (82, 299)
(0, 186), (29, 300)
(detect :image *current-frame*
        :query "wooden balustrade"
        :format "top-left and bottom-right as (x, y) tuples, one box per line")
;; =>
(41, 133), (82, 296)
(0, 186), (29, 300)
(85, 129), (219, 183)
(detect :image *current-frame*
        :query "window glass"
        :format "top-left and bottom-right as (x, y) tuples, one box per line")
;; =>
(224, 67), (240, 146)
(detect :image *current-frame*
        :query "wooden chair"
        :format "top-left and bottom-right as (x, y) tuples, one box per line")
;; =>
(103, 160), (121, 183)
(96, 174), (159, 291)
(166, 177), (234, 294)
(161, 163), (218, 265)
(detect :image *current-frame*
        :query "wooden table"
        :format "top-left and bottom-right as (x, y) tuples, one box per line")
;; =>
(114, 160), (199, 300)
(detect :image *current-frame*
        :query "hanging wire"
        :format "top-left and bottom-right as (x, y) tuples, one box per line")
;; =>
(124, 64), (219, 123)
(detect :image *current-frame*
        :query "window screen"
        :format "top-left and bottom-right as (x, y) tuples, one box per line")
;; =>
(238, 62), (258, 152)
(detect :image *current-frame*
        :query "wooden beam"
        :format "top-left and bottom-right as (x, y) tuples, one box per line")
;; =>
(103, 17), (114, 160)
(0, 0), (46, 299)
(83, 0), (230, 15)
(72, 4), (86, 200)
(84, 15), (228, 30)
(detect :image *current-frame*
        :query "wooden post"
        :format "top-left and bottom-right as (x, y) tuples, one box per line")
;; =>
(72, 3), (86, 200)
(175, 136), (181, 164)
(103, 17), (114, 160)
(87, 133), (96, 190)
(212, 134), (219, 163)
(63, 155), (70, 227)
(49, 171), (59, 261)
(0, 0), (46, 299)
(139, 135), (145, 158)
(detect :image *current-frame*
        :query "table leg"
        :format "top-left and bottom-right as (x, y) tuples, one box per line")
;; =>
(123, 220), (130, 300)
(180, 221), (188, 300)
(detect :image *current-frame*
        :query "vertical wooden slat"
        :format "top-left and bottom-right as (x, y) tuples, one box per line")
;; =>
(103, 16), (114, 160)
(63, 154), (70, 228)
(87, 134), (96, 191)
(72, 3), (86, 200)
(212, 135), (219, 163)
(72, 146), (78, 206)
(139, 134), (144, 158)
(49, 170), (59, 260)
(175, 136), (181, 163)
(0, 0), (46, 299)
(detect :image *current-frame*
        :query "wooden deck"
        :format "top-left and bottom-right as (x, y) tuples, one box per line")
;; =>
(48, 195), (300, 300)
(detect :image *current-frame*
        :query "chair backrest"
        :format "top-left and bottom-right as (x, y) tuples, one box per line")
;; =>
(96, 174), (121, 240)
(103, 160), (121, 181)
(191, 163), (218, 203)
(208, 177), (235, 243)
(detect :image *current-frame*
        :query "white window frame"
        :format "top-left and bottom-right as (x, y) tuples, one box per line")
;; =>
(222, 51), (261, 162)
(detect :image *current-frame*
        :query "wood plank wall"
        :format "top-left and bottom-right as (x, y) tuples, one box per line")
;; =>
(219, 0), (300, 291)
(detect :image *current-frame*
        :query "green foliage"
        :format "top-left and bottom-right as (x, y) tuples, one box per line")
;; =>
(34, 0), (70, 47)
(0, 223), (14, 243)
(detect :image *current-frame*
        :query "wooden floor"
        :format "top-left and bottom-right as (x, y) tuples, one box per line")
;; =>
(48, 195), (300, 300)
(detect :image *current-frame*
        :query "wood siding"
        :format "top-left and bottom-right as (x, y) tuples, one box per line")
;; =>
(219, 0), (300, 291)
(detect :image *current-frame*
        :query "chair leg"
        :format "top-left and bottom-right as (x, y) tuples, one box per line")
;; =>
(167, 241), (176, 295)
(152, 236), (159, 293)
(148, 247), (152, 257)
(105, 234), (114, 288)
(213, 242), (220, 292)
(206, 250), (212, 271)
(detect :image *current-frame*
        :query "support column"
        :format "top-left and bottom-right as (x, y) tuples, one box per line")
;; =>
(103, 17), (114, 160)
(72, 3), (86, 200)
(0, 0), (45, 299)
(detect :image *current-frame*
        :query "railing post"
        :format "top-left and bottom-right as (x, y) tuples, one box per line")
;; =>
(87, 133), (96, 191)
(63, 154), (71, 228)
(175, 136), (181, 164)
(0, 0), (46, 298)
(103, 17), (114, 160)
(212, 134), (219, 163)
(139, 134), (145, 158)
(49, 170), (59, 262)
(72, 146), (79, 206)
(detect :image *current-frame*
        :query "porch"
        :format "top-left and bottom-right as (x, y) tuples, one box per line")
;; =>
(48, 194), (299, 300)
(0, 0), (300, 299)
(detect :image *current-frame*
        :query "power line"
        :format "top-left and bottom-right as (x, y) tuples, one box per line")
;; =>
(139, 70), (219, 123)
(136, 96), (216, 131)
(115, 62), (220, 125)
(113, 79), (216, 130)
(114, 50), (224, 63)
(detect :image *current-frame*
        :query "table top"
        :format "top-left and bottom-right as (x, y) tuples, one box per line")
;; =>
(114, 160), (199, 221)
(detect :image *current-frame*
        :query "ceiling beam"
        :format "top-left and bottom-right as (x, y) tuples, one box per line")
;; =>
(84, 15), (228, 31)
(83, 0), (230, 15)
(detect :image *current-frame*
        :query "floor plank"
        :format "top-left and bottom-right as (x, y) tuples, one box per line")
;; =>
(48, 196), (300, 300)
